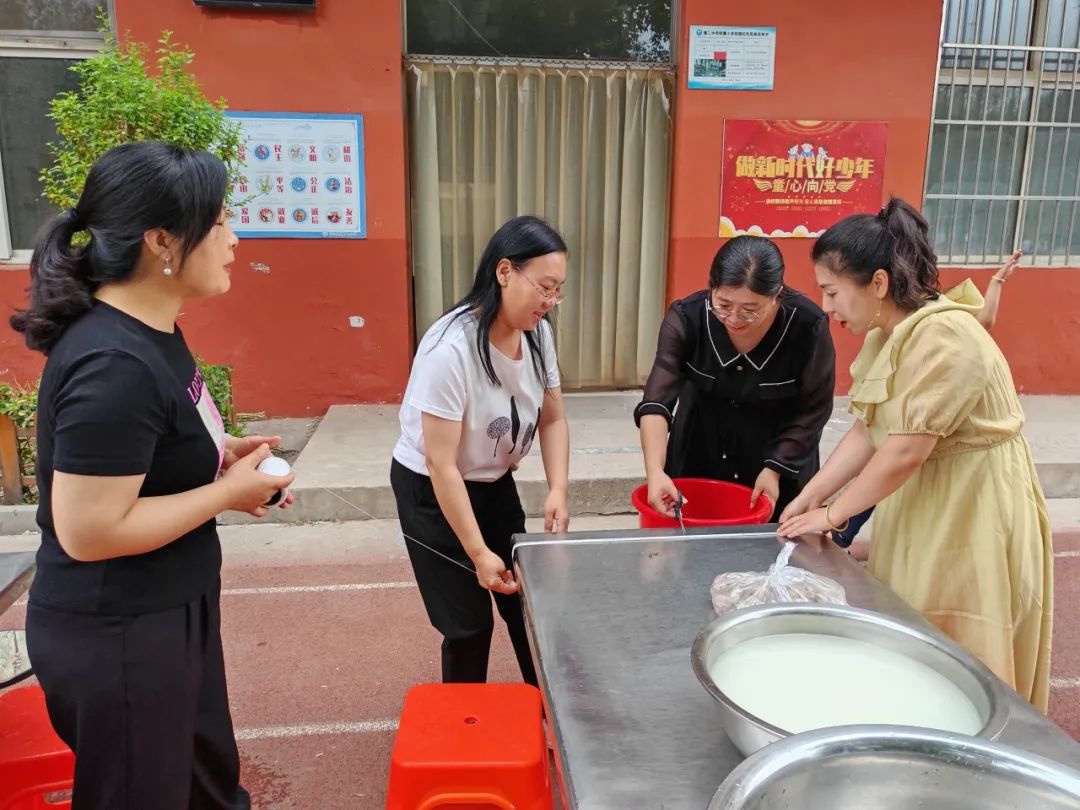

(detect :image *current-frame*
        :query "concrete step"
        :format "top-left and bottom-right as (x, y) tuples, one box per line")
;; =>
(236, 392), (1080, 525)
(1, 393), (1075, 533)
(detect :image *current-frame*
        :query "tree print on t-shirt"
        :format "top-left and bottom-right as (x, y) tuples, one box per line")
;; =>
(510, 396), (521, 452)
(487, 401), (542, 458)
(487, 417), (511, 457)
(519, 406), (542, 457)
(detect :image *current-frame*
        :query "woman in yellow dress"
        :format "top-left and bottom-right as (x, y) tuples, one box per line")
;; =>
(778, 197), (1053, 711)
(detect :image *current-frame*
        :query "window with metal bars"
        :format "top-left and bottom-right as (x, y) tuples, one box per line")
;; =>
(0, 1), (111, 263)
(924, 0), (1079, 266)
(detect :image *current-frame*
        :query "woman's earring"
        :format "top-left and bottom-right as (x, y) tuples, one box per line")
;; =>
(163, 256), (173, 277)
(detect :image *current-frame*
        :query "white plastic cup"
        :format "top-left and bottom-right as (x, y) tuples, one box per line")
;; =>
(257, 455), (291, 506)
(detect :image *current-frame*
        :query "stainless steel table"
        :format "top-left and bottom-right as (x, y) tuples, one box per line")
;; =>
(513, 526), (1080, 809)
(0, 550), (34, 615)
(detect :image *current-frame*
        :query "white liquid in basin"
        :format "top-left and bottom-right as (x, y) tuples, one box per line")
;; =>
(709, 632), (984, 735)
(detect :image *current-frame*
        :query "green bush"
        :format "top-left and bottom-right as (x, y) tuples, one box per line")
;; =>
(0, 381), (39, 504)
(0, 382), (37, 430)
(11, 18), (248, 500)
(40, 17), (244, 211)
(197, 357), (245, 438)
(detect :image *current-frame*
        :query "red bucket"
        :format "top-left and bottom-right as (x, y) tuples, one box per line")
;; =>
(630, 477), (773, 529)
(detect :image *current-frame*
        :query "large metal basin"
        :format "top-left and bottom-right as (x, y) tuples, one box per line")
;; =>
(691, 603), (1010, 756)
(708, 726), (1080, 809)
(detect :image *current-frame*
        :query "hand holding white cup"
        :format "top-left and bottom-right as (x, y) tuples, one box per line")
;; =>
(257, 455), (292, 506)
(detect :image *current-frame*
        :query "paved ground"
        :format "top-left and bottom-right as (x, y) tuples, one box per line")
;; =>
(2, 513), (1079, 808)
(4, 394), (1076, 534)
(250, 394), (1080, 525)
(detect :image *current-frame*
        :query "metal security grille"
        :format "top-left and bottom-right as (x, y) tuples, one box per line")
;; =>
(924, 0), (1079, 265)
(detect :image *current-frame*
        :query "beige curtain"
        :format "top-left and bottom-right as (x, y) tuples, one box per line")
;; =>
(407, 59), (673, 388)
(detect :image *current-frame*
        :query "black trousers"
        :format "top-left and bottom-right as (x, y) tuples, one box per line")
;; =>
(25, 583), (249, 810)
(390, 459), (538, 686)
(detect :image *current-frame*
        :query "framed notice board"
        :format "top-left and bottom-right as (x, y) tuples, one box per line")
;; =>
(225, 111), (367, 239)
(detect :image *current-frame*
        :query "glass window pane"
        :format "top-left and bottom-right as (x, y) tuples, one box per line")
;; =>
(925, 197), (1020, 261)
(941, 0), (1033, 70)
(405, 0), (672, 62)
(0, 58), (82, 250)
(1033, 86), (1080, 126)
(0, 0), (106, 32)
(1020, 199), (1080, 261)
(1042, 0), (1079, 72)
(1021, 90), (1080, 261)
(926, 83), (1030, 262)
(927, 84), (1030, 196)
(936, 80), (1031, 123)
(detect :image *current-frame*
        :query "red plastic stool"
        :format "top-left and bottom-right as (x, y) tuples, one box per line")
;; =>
(387, 683), (552, 810)
(0, 687), (74, 810)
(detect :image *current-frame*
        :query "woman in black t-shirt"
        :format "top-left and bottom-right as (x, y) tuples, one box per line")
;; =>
(636, 235), (836, 520)
(10, 142), (294, 810)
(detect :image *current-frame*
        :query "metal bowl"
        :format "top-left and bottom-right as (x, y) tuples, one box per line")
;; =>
(708, 726), (1080, 809)
(691, 603), (1009, 757)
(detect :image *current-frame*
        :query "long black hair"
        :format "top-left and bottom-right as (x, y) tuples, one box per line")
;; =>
(442, 215), (567, 387)
(709, 235), (785, 295)
(10, 141), (228, 354)
(812, 196), (940, 311)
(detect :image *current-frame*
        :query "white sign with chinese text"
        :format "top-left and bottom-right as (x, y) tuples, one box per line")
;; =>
(688, 26), (776, 91)
(224, 112), (367, 239)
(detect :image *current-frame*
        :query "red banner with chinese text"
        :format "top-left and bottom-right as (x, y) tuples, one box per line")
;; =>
(720, 120), (888, 238)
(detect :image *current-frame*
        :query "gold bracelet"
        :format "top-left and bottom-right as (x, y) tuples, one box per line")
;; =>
(825, 503), (850, 533)
(991, 275), (1007, 283)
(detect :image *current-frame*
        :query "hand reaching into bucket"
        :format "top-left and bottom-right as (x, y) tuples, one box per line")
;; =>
(647, 471), (683, 518)
(750, 468), (780, 515)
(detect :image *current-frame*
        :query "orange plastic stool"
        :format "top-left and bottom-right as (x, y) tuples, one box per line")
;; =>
(386, 683), (552, 810)
(0, 686), (74, 810)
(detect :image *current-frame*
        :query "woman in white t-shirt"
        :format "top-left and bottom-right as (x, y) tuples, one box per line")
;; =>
(390, 216), (570, 684)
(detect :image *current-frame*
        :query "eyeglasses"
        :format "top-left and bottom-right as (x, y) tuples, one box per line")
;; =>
(514, 264), (566, 305)
(708, 294), (767, 324)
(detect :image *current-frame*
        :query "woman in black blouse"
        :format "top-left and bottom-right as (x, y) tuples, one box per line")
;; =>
(636, 235), (836, 519)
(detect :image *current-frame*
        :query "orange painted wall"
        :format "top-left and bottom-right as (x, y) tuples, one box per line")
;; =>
(1, 0), (412, 415)
(0, 271), (38, 389)
(667, 0), (1080, 393)
(3, 1), (1077, 409)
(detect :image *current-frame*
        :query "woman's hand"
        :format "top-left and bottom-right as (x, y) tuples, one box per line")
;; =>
(471, 548), (519, 594)
(223, 434), (281, 470)
(751, 468), (780, 513)
(994, 248), (1022, 282)
(777, 506), (831, 539)
(545, 487), (569, 533)
(220, 443), (295, 518)
(647, 471), (681, 518)
(777, 488), (822, 525)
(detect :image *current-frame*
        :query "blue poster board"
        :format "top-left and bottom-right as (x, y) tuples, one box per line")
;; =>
(224, 111), (367, 239)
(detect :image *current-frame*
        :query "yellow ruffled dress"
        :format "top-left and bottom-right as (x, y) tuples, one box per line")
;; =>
(850, 280), (1053, 711)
